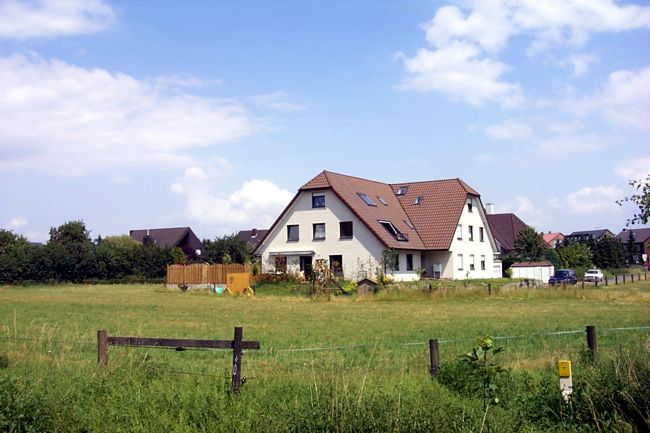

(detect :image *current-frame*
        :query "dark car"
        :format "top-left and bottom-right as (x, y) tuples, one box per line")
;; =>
(548, 269), (577, 286)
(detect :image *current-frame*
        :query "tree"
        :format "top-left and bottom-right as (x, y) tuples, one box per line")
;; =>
(556, 242), (592, 269)
(514, 226), (546, 260)
(0, 230), (36, 283)
(591, 236), (626, 269)
(95, 235), (141, 280)
(46, 220), (97, 282)
(617, 174), (650, 226)
(202, 234), (252, 264)
(625, 231), (640, 265)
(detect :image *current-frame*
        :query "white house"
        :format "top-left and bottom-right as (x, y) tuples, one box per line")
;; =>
(255, 170), (502, 281)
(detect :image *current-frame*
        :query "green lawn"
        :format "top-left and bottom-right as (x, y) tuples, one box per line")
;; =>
(1, 281), (649, 432)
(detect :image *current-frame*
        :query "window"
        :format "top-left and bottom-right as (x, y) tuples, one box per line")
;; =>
(480, 227), (484, 242)
(329, 255), (343, 276)
(379, 220), (408, 241)
(457, 254), (463, 271)
(406, 254), (413, 271)
(481, 255), (486, 270)
(467, 198), (473, 213)
(275, 256), (287, 273)
(312, 194), (325, 208)
(457, 224), (463, 240)
(468, 225), (474, 241)
(287, 225), (299, 241)
(377, 196), (388, 206)
(357, 192), (377, 206)
(339, 221), (353, 238)
(415, 196), (423, 205)
(396, 186), (408, 195)
(404, 219), (415, 230)
(433, 263), (442, 279)
(469, 254), (475, 270)
(313, 223), (325, 240)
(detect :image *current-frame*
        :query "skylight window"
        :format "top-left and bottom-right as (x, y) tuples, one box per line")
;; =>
(379, 220), (408, 242)
(377, 196), (388, 206)
(396, 186), (408, 195)
(404, 219), (415, 230)
(414, 196), (423, 205)
(357, 193), (377, 206)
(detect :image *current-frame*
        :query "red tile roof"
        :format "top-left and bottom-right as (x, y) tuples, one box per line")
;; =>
(543, 232), (564, 245)
(262, 170), (481, 251)
(486, 213), (528, 253)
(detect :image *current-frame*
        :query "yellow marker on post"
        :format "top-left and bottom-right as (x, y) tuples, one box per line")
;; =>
(558, 360), (573, 401)
(558, 360), (571, 377)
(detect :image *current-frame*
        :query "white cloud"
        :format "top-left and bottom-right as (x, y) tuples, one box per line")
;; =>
(6, 216), (27, 230)
(538, 134), (607, 155)
(398, 41), (523, 108)
(614, 157), (650, 180)
(0, 0), (114, 39)
(485, 119), (532, 139)
(567, 185), (623, 215)
(399, 0), (650, 106)
(552, 66), (650, 130)
(499, 196), (545, 227)
(0, 54), (255, 175)
(250, 92), (306, 112)
(173, 170), (293, 232)
(568, 53), (597, 77)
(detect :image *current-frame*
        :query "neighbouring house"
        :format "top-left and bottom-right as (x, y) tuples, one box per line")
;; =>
(615, 227), (650, 267)
(485, 213), (529, 255)
(129, 227), (203, 258)
(237, 228), (269, 250)
(254, 170), (502, 281)
(565, 229), (614, 243)
(543, 232), (565, 248)
(510, 260), (555, 283)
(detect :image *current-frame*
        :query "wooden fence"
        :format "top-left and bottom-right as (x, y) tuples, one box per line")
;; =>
(167, 264), (251, 285)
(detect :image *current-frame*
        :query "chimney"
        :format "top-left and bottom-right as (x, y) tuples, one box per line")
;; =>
(485, 203), (494, 214)
(251, 228), (258, 238)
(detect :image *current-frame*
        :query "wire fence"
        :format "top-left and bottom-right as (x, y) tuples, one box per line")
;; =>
(2, 325), (648, 355)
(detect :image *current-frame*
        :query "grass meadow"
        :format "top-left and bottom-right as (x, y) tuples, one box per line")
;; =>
(1, 280), (649, 432)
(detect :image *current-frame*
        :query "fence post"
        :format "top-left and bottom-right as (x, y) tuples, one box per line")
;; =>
(605, 275), (608, 286)
(97, 330), (108, 367)
(429, 339), (440, 379)
(615, 275), (618, 285)
(232, 326), (243, 394)
(631, 273), (634, 282)
(487, 283), (492, 295)
(581, 279), (584, 289)
(623, 275), (626, 284)
(586, 325), (597, 360)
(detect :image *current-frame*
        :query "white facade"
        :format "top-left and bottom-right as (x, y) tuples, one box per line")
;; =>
(257, 189), (422, 281)
(421, 196), (501, 279)
(257, 190), (500, 281)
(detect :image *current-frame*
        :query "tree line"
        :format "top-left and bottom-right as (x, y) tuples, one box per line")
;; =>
(0, 221), (254, 284)
(503, 226), (639, 274)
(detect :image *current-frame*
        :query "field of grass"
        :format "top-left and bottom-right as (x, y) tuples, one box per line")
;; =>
(1, 280), (649, 432)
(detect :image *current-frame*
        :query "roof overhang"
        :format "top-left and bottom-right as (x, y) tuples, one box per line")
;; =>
(268, 250), (315, 256)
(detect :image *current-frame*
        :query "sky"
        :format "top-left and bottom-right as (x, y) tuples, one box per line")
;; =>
(0, 0), (649, 243)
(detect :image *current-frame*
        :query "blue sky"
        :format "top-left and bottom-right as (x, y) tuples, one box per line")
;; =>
(0, 0), (648, 242)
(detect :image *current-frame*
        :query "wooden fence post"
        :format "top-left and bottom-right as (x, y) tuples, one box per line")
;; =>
(581, 279), (584, 289)
(487, 283), (492, 295)
(232, 327), (243, 394)
(623, 275), (626, 284)
(429, 339), (440, 379)
(631, 273), (634, 282)
(97, 330), (108, 367)
(605, 276), (608, 286)
(586, 325), (597, 360)
(615, 275), (618, 285)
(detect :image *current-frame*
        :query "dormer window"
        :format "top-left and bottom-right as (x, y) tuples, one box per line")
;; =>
(357, 193), (377, 206)
(396, 186), (408, 195)
(379, 220), (408, 242)
(415, 196), (423, 205)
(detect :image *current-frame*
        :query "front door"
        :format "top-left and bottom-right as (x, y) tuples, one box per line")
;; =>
(300, 256), (312, 278)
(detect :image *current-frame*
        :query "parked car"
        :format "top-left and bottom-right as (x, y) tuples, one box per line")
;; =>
(548, 269), (577, 285)
(584, 269), (604, 282)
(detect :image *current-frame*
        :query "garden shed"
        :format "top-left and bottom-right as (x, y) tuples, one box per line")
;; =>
(510, 260), (554, 283)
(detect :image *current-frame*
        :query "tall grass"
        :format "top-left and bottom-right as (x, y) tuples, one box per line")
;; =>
(0, 282), (649, 432)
